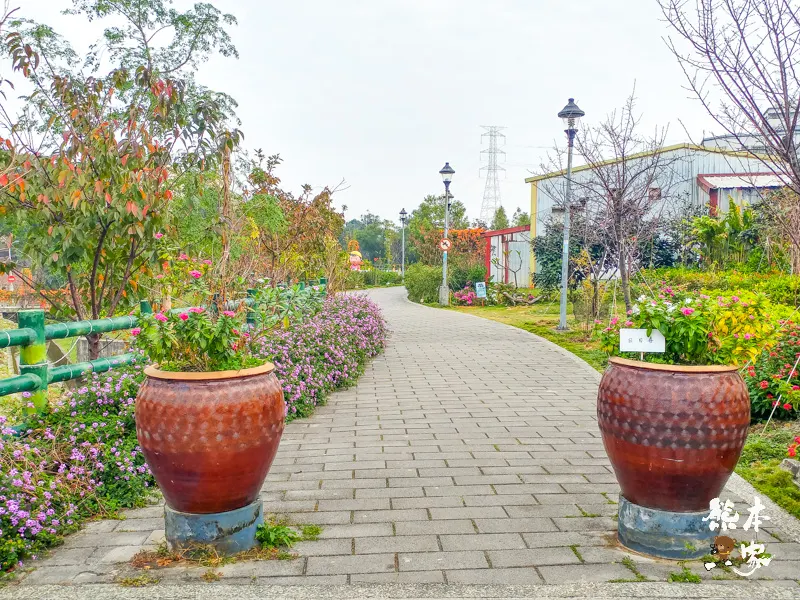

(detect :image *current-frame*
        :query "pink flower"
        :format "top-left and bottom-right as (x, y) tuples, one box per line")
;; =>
(189, 270), (202, 279)
(624, 320), (633, 327)
(783, 403), (793, 410)
(155, 274), (164, 279)
(203, 259), (212, 265)
(610, 317), (619, 326)
(760, 380), (769, 390)
(744, 333), (752, 340)
(731, 295), (740, 303)
(179, 313), (189, 321)
(178, 253), (188, 260)
(189, 307), (204, 314)
(154, 232), (164, 239)
(222, 310), (236, 317)
(131, 328), (141, 336)
(680, 307), (694, 316)
(154, 313), (168, 323)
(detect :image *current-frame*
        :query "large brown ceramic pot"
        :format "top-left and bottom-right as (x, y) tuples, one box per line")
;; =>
(135, 363), (285, 514)
(597, 357), (750, 512)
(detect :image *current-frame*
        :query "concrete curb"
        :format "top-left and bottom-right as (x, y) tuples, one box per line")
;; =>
(3, 582), (799, 600)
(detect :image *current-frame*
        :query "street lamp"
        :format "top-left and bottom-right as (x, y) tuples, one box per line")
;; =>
(399, 208), (408, 281)
(439, 162), (455, 305)
(556, 98), (585, 330)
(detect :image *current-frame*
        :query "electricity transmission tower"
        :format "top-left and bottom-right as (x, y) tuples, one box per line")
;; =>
(479, 126), (506, 225)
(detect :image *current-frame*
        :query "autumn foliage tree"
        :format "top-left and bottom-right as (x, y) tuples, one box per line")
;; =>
(245, 152), (345, 284)
(0, 1), (237, 358)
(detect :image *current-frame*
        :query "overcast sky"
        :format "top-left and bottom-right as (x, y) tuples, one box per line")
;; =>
(22, 0), (719, 223)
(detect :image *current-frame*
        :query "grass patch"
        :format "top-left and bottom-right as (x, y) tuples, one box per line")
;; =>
(569, 544), (585, 563)
(668, 566), (701, 583)
(577, 505), (601, 518)
(735, 422), (800, 520)
(117, 574), (160, 587)
(447, 304), (606, 372)
(300, 524), (323, 541)
(201, 569), (222, 582)
(612, 556), (648, 582)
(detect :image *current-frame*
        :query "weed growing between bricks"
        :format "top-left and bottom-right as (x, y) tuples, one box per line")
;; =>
(127, 520), (323, 582)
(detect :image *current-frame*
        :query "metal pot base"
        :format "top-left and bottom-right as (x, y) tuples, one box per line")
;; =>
(618, 496), (714, 560)
(165, 499), (264, 555)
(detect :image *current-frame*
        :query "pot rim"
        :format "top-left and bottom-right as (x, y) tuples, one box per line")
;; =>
(144, 362), (275, 381)
(608, 357), (739, 373)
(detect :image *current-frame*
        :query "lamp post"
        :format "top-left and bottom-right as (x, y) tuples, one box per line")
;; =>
(556, 98), (585, 331)
(438, 162), (455, 306)
(399, 208), (408, 280)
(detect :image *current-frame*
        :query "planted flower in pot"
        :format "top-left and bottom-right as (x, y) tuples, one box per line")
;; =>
(594, 290), (777, 558)
(133, 305), (285, 552)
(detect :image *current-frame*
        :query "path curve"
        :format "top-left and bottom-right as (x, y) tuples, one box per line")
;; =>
(12, 287), (799, 593)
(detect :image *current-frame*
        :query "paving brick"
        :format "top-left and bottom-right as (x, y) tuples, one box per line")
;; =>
(317, 498), (389, 511)
(306, 553), (395, 575)
(114, 517), (166, 532)
(445, 567), (544, 583)
(95, 545), (149, 563)
(356, 535), (439, 554)
(423, 485), (494, 496)
(351, 571), (445, 583)
(63, 532), (149, 548)
(474, 518), (558, 533)
(440, 533), (526, 551)
(391, 496), (463, 509)
(398, 550), (488, 571)
(318, 523), (394, 538)
(286, 511), (351, 525)
(353, 509), (429, 523)
(552, 516), (617, 532)
(538, 563), (640, 583)
(462, 494), (535, 507)
(292, 538), (353, 556)
(38, 547), (97, 566)
(429, 506), (507, 520)
(488, 546), (582, 567)
(395, 520), (476, 536)
(218, 559), (305, 578)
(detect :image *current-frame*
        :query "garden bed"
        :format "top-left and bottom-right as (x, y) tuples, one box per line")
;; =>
(0, 295), (387, 578)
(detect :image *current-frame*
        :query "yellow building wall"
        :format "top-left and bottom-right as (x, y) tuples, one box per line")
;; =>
(529, 182), (538, 286)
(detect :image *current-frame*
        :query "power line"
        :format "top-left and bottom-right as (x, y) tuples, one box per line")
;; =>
(479, 125), (506, 224)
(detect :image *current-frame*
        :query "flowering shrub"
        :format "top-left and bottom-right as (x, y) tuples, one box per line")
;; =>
(789, 437), (800, 458)
(595, 290), (777, 366)
(745, 320), (800, 421)
(134, 306), (262, 372)
(453, 287), (478, 306)
(1, 363), (152, 574)
(255, 294), (387, 420)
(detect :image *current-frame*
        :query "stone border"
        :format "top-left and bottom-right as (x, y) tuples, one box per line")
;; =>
(4, 582), (800, 600)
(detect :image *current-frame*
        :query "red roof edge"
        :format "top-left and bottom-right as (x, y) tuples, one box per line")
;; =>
(481, 225), (531, 238)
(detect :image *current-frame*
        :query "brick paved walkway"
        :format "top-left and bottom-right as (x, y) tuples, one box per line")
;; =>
(15, 287), (800, 590)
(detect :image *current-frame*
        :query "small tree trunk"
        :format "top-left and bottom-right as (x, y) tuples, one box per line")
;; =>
(86, 333), (101, 361)
(619, 239), (632, 313)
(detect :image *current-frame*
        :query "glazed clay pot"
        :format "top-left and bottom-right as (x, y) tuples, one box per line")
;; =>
(136, 363), (285, 514)
(597, 357), (750, 512)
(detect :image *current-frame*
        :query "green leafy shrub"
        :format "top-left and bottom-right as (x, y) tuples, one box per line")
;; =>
(448, 265), (487, 292)
(404, 264), (442, 303)
(255, 522), (300, 548)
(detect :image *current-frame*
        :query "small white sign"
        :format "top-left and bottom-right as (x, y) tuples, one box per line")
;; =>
(620, 328), (666, 353)
(475, 281), (487, 299)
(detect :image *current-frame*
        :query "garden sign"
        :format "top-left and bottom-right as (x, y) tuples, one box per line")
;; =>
(475, 281), (487, 299)
(619, 328), (665, 360)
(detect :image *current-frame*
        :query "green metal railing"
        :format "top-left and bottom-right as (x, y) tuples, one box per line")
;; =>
(0, 278), (327, 414)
